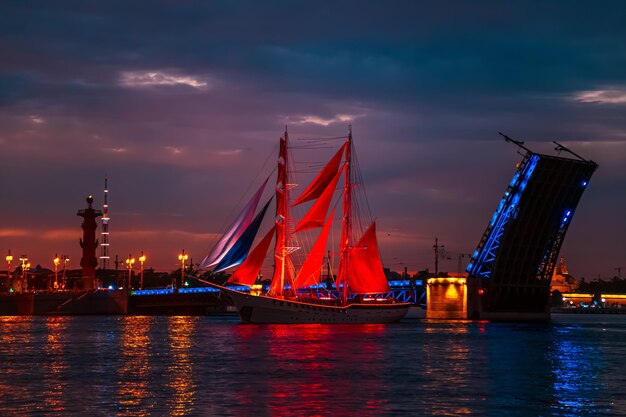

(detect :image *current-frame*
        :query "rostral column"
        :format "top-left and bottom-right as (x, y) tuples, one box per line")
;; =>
(77, 195), (102, 290)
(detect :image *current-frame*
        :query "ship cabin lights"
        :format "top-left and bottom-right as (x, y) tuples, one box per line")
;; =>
(250, 284), (263, 296)
(362, 297), (391, 302)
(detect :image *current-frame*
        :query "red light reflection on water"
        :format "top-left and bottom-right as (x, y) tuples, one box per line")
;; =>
(231, 324), (391, 416)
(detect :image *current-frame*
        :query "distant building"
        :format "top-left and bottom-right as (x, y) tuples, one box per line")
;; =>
(551, 257), (577, 293)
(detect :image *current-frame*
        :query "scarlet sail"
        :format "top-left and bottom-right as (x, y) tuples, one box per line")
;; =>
(204, 128), (410, 324)
(293, 141), (346, 206)
(340, 222), (391, 294)
(293, 207), (336, 288)
(294, 166), (343, 233)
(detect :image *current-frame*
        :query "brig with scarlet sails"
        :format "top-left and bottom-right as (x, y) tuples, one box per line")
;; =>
(199, 127), (410, 323)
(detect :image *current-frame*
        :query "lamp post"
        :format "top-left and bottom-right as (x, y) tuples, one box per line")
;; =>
(53, 254), (60, 290)
(19, 255), (28, 292)
(61, 255), (69, 289)
(138, 251), (146, 289)
(25, 262), (30, 292)
(177, 249), (188, 291)
(6, 250), (13, 290)
(125, 254), (135, 290)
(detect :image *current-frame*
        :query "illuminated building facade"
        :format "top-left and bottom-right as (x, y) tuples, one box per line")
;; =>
(550, 257), (577, 294)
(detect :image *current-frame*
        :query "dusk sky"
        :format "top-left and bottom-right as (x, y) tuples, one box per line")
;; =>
(1, 1), (625, 280)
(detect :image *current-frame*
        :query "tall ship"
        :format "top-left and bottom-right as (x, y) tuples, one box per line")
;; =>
(200, 127), (410, 323)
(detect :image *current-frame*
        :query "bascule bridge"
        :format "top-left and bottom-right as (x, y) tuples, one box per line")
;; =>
(428, 135), (598, 321)
(464, 135), (598, 320)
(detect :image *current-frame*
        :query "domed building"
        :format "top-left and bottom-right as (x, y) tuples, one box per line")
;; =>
(551, 257), (577, 293)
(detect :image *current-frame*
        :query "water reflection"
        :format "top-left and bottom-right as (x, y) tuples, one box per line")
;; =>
(116, 316), (152, 416)
(261, 324), (388, 416)
(42, 317), (69, 414)
(1, 316), (626, 416)
(0, 317), (35, 413)
(227, 324), (268, 413)
(419, 322), (477, 415)
(166, 316), (198, 416)
(549, 324), (610, 416)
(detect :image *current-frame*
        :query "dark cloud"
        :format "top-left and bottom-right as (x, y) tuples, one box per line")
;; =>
(1, 0), (625, 278)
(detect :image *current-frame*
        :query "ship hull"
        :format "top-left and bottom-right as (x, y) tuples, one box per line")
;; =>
(221, 286), (410, 324)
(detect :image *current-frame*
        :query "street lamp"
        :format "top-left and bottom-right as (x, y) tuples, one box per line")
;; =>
(125, 254), (135, 289)
(24, 262), (30, 292)
(6, 250), (13, 289)
(19, 255), (28, 292)
(138, 251), (146, 289)
(53, 254), (60, 290)
(61, 255), (69, 289)
(177, 249), (188, 291)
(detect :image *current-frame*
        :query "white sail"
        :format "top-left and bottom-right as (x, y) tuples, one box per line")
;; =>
(199, 177), (268, 269)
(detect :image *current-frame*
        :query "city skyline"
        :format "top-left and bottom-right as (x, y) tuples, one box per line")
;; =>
(1, 1), (625, 279)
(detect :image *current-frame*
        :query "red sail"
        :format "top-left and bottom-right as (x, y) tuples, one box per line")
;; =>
(294, 165), (343, 233)
(228, 226), (275, 286)
(345, 222), (390, 294)
(293, 141), (346, 206)
(294, 208), (336, 289)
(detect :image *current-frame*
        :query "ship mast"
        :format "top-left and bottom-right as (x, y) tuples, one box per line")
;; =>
(271, 127), (290, 297)
(340, 126), (352, 304)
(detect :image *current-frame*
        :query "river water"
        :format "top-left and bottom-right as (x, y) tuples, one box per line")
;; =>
(0, 314), (625, 416)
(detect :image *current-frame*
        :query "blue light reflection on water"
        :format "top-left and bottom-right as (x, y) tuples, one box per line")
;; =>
(0, 315), (625, 416)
